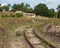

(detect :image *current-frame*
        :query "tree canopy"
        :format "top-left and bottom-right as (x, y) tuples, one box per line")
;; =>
(0, 4), (10, 11)
(48, 9), (55, 18)
(11, 3), (33, 13)
(0, 3), (60, 18)
(57, 4), (60, 18)
(34, 3), (49, 17)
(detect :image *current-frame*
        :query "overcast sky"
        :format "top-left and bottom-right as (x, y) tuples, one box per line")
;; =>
(0, 0), (60, 11)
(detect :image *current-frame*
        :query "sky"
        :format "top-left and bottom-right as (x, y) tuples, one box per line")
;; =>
(0, 0), (60, 11)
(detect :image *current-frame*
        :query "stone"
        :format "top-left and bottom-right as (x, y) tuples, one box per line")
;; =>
(43, 23), (60, 37)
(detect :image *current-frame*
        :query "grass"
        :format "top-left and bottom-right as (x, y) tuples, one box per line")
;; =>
(0, 14), (60, 48)
(0, 15), (60, 38)
(0, 16), (33, 37)
(35, 18), (60, 48)
(36, 18), (60, 30)
(0, 15), (34, 48)
(35, 18), (60, 36)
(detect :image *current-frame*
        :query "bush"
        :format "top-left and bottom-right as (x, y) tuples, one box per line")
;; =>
(1, 13), (23, 18)
(15, 13), (23, 17)
(1, 14), (9, 17)
(10, 13), (15, 17)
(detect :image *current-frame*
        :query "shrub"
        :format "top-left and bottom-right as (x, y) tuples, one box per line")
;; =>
(10, 13), (15, 17)
(15, 13), (23, 17)
(1, 14), (9, 17)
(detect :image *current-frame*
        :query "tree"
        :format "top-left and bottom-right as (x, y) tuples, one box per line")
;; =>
(23, 3), (33, 12)
(34, 3), (49, 17)
(57, 4), (60, 18)
(25, 3), (30, 8)
(48, 9), (55, 18)
(0, 4), (2, 11)
(0, 4), (10, 12)
(11, 3), (33, 13)
(0, 4), (1, 6)
(11, 4), (17, 11)
(2, 5), (9, 11)
(0, 7), (2, 11)
(12, 4), (23, 11)
(28, 8), (33, 13)
(8, 4), (11, 7)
